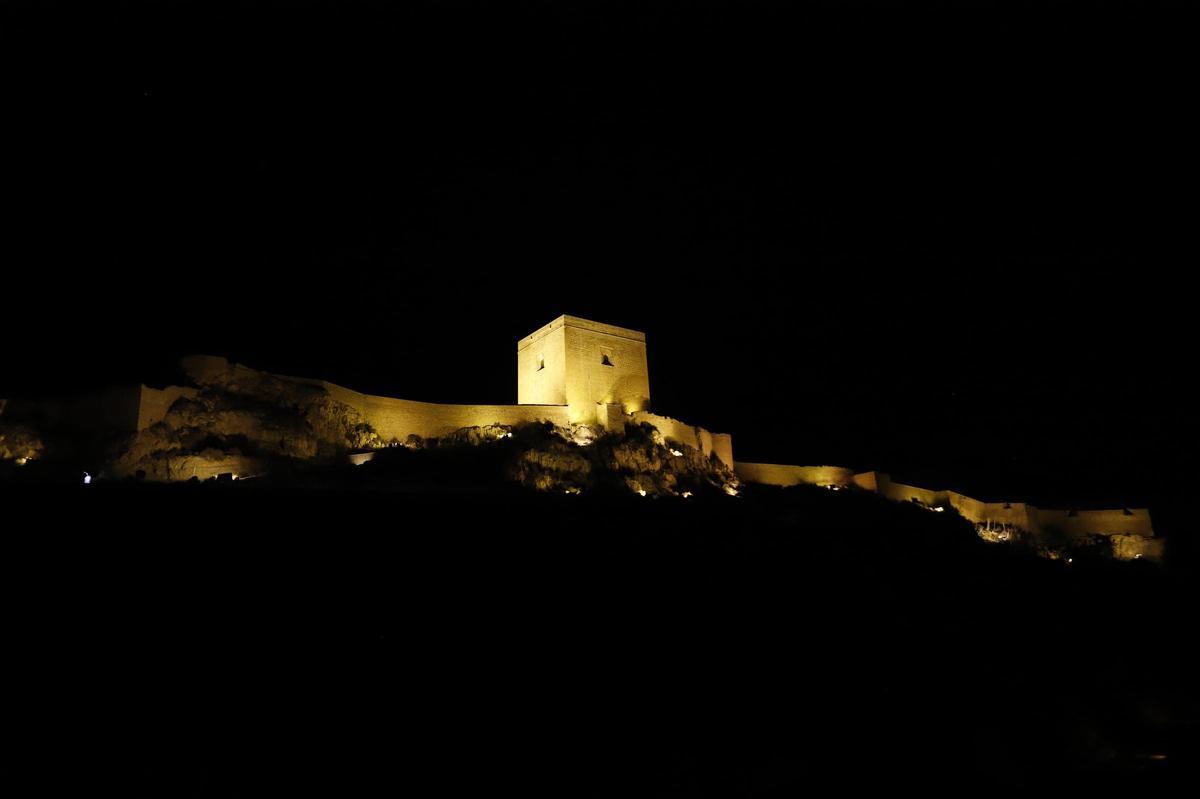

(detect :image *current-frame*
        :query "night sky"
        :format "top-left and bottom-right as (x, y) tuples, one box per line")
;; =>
(4, 1), (1194, 509)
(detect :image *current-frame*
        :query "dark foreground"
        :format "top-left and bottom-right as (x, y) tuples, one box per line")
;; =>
(5, 475), (1197, 796)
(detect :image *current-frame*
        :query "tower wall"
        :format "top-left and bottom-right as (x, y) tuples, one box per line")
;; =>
(563, 319), (650, 422)
(516, 320), (568, 406)
(518, 315), (651, 423)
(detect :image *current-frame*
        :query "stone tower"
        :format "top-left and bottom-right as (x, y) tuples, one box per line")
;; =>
(517, 315), (651, 423)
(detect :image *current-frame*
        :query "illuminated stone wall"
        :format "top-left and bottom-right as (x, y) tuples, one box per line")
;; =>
(734, 462), (856, 488)
(181, 356), (573, 442)
(1034, 507), (1155, 540)
(737, 464), (1158, 550)
(519, 315), (650, 423)
(632, 411), (734, 468)
(135, 385), (200, 430)
(563, 317), (650, 422)
(597, 403), (628, 434)
(316, 380), (571, 441)
(711, 434), (734, 471)
(516, 318), (568, 406)
(875, 474), (948, 506)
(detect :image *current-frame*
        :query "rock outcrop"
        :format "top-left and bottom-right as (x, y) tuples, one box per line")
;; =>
(101, 362), (738, 497)
(106, 367), (385, 481)
(0, 423), (44, 463)
(501, 421), (738, 497)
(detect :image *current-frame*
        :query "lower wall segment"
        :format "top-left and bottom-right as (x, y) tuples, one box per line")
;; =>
(630, 411), (734, 468)
(736, 462), (1158, 550)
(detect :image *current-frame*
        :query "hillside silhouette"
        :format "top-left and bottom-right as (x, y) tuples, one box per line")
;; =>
(5, 470), (1195, 795)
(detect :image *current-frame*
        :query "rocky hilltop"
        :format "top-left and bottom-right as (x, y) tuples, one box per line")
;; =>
(97, 361), (738, 497)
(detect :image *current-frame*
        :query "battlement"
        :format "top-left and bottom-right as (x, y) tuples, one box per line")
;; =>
(517, 315), (646, 350)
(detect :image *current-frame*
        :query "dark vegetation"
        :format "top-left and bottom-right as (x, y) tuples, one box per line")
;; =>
(5, 466), (1197, 796)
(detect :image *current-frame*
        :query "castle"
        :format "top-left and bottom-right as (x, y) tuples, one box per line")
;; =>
(3, 314), (1160, 559)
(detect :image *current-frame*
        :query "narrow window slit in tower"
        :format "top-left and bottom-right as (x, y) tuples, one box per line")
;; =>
(536, 355), (545, 371)
(601, 353), (613, 366)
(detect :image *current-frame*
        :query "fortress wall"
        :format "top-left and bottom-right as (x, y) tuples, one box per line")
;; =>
(712, 434), (734, 470)
(317, 381), (572, 441)
(852, 471), (881, 492)
(978, 501), (1037, 531)
(180, 356), (574, 442)
(597, 403), (628, 433)
(734, 462), (856, 488)
(631, 411), (734, 468)
(135, 385), (199, 430)
(564, 321), (651, 422)
(875, 475), (948, 507)
(1034, 507), (1155, 540)
(1110, 534), (1164, 561)
(945, 491), (987, 523)
(747, 466), (1157, 543)
(517, 323), (567, 406)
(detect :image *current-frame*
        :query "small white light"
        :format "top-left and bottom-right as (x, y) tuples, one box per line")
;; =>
(830, 486), (840, 491)
(82, 472), (91, 485)
(682, 491), (693, 499)
(1135, 553), (1143, 559)
(638, 490), (647, 497)
(1067, 557), (1073, 564)
(670, 449), (683, 457)
(15, 457), (27, 466)
(231, 474), (238, 481)
(932, 506), (944, 512)
(506, 432), (513, 438)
